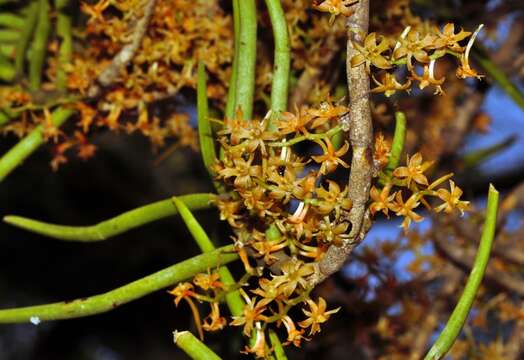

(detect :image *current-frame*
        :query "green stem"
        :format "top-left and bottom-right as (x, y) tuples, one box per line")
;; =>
(264, 0), (290, 130)
(14, 1), (38, 75)
(197, 61), (224, 193)
(472, 45), (524, 111)
(379, 111), (406, 186)
(0, 29), (20, 42)
(0, 53), (15, 81)
(172, 197), (244, 317)
(424, 184), (499, 360)
(4, 193), (214, 241)
(234, 0), (257, 119)
(269, 330), (288, 360)
(55, 0), (72, 91)
(0, 245), (238, 324)
(0, 107), (74, 182)
(225, 0), (240, 119)
(174, 330), (222, 360)
(0, 13), (25, 29)
(29, 0), (50, 90)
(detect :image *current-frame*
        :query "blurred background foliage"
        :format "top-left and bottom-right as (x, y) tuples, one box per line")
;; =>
(1, 0), (524, 359)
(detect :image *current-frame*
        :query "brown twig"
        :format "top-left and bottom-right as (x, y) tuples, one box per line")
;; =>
(313, 0), (373, 284)
(87, 0), (157, 98)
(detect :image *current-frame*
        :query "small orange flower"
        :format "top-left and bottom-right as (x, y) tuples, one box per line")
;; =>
(369, 184), (396, 217)
(390, 192), (424, 231)
(434, 180), (470, 214)
(230, 290), (269, 336)
(202, 303), (226, 332)
(298, 297), (340, 335)
(393, 152), (434, 188)
(312, 139), (350, 175)
(282, 315), (308, 347)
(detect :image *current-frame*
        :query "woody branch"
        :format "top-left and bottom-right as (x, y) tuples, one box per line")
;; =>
(314, 0), (374, 284)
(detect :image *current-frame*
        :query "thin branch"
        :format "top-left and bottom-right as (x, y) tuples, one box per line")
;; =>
(234, 0), (257, 119)
(0, 107), (75, 182)
(87, 0), (157, 97)
(55, 0), (72, 91)
(314, 0), (373, 284)
(14, 1), (38, 76)
(4, 193), (214, 241)
(29, 0), (51, 90)
(379, 111), (406, 186)
(224, 0), (240, 120)
(0, 245), (238, 324)
(173, 196), (244, 317)
(264, 0), (291, 128)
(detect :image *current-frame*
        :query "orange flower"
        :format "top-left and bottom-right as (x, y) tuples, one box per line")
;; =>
(312, 139), (350, 175)
(314, 0), (357, 17)
(202, 303), (226, 332)
(168, 282), (196, 306)
(371, 72), (411, 97)
(298, 297), (340, 335)
(393, 152), (434, 188)
(369, 184), (396, 217)
(230, 290), (269, 336)
(282, 315), (308, 347)
(409, 60), (445, 95)
(352, 32), (392, 71)
(456, 25), (484, 79)
(193, 272), (223, 291)
(390, 192), (424, 231)
(434, 180), (470, 214)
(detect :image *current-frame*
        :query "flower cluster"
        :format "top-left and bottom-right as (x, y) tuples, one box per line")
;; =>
(371, 152), (470, 231)
(353, 23), (484, 96)
(168, 100), (348, 357)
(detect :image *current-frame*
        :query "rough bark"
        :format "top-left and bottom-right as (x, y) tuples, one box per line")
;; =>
(312, 0), (373, 285)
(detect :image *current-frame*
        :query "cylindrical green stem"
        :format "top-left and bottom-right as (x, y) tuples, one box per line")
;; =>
(269, 329), (288, 360)
(172, 197), (244, 317)
(197, 61), (224, 193)
(0, 29), (20, 42)
(55, 0), (72, 91)
(225, 0), (240, 119)
(14, 1), (38, 75)
(234, 0), (257, 119)
(0, 107), (74, 182)
(379, 111), (406, 186)
(4, 193), (214, 241)
(0, 13), (25, 29)
(0, 53), (15, 81)
(0, 245), (238, 324)
(424, 184), (499, 360)
(264, 0), (290, 129)
(29, 0), (50, 90)
(174, 330), (222, 360)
